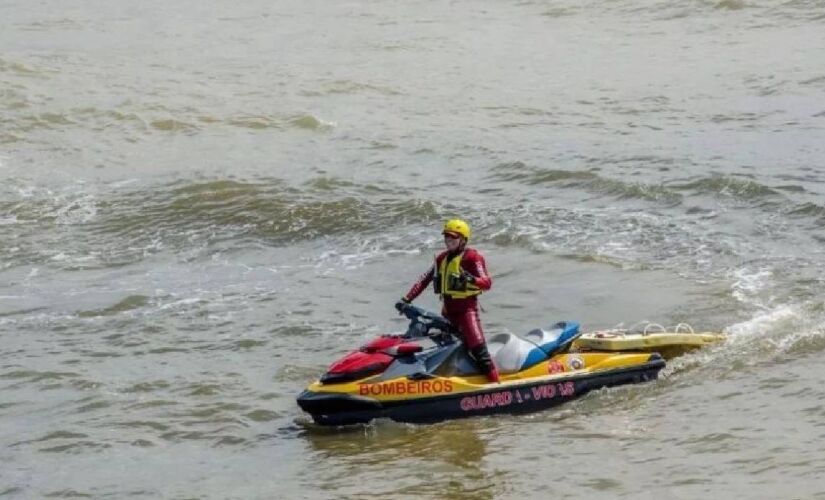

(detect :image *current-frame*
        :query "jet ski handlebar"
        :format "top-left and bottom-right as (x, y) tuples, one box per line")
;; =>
(399, 304), (458, 344)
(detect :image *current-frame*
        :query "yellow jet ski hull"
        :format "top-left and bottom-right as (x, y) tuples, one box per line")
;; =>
(298, 351), (664, 426)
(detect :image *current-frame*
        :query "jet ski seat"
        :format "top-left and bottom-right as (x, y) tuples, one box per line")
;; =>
(487, 333), (549, 374)
(524, 321), (581, 357)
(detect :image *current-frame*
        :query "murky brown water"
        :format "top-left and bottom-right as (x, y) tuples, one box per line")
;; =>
(3, 0), (825, 498)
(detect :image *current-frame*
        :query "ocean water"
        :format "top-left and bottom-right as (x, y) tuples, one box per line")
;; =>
(2, 0), (825, 498)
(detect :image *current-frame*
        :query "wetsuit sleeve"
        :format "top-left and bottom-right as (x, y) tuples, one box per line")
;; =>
(404, 265), (435, 302)
(465, 251), (492, 291)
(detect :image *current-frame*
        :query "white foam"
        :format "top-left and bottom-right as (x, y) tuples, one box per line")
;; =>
(724, 304), (798, 341)
(50, 252), (68, 262)
(109, 178), (140, 189)
(729, 266), (774, 308)
(157, 297), (207, 311)
(54, 194), (98, 225)
(15, 185), (41, 198)
(770, 326), (825, 354)
(316, 238), (417, 272)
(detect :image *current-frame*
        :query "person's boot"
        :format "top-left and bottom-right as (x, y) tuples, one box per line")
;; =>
(486, 365), (500, 384)
(470, 344), (499, 384)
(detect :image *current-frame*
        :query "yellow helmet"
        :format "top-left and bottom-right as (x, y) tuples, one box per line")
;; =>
(442, 219), (471, 240)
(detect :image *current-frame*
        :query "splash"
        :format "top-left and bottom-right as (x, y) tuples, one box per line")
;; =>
(724, 304), (798, 341)
(713, 301), (825, 365)
(729, 266), (774, 308)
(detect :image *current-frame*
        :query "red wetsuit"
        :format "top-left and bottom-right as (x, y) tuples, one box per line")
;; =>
(403, 247), (492, 351)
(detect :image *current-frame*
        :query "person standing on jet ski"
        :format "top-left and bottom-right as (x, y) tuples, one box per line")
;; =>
(396, 219), (500, 383)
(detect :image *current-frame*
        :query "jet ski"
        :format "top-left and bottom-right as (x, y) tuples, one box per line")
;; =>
(297, 304), (666, 426)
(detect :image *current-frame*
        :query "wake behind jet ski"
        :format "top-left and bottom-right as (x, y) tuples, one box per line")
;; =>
(297, 304), (665, 426)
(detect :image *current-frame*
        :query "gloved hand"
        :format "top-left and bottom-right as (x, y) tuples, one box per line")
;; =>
(395, 297), (411, 314)
(448, 272), (474, 291)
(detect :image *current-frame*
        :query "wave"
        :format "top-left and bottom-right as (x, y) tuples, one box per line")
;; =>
(149, 118), (198, 133)
(226, 115), (281, 130)
(0, 57), (54, 77)
(662, 176), (825, 227)
(799, 75), (825, 89)
(714, 0), (747, 10)
(301, 80), (402, 97)
(18, 18), (86, 31)
(787, 201), (825, 228)
(124, 179), (438, 240)
(587, 177), (682, 204)
(8, 112), (77, 135)
(489, 162), (598, 183)
(541, 7), (578, 18)
(2, 104), (335, 141)
(788, 201), (825, 218)
(670, 175), (780, 200)
(2, 169), (821, 283)
(768, 0), (825, 21)
(488, 162), (682, 204)
(531, 0), (821, 24)
(288, 115), (336, 131)
(0, 177), (444, 269)
(77, 295), (151, 318)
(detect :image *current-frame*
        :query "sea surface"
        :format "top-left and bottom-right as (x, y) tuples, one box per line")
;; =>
(2, 0), (825, 498)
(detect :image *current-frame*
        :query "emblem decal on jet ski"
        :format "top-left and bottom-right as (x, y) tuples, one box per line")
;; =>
(548, 360), (565, 374)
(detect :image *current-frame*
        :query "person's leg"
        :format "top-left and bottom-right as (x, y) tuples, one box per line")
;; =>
(450, 309), (499, 383)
